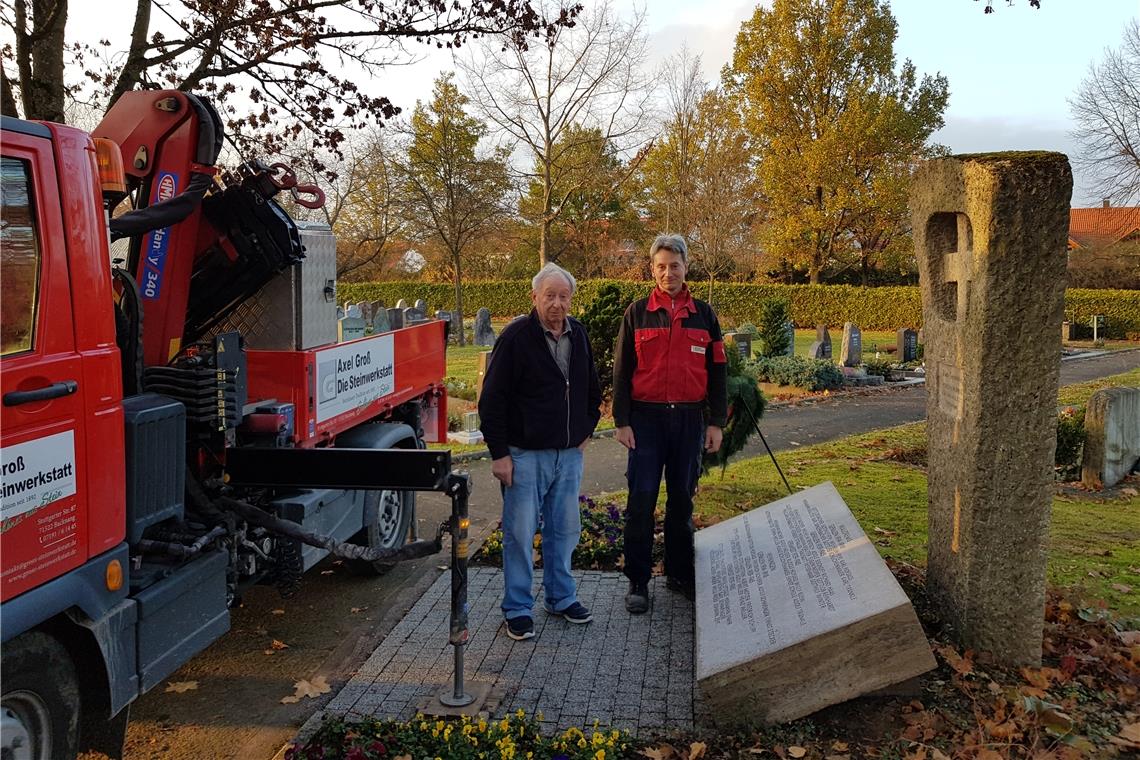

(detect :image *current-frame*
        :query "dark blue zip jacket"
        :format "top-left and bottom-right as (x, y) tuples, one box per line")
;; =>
(478, 310), (602, 460)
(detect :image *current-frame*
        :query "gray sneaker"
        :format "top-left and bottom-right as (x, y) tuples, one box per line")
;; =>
(625, 581), (649, 614)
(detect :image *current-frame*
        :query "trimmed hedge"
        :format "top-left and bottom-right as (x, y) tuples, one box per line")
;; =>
(339, 280), (1140, 337)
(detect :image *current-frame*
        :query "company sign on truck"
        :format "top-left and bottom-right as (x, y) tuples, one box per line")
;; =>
(315, 334), (396, 422)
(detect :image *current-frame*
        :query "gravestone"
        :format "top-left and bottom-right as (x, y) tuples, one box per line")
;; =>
(370, 300), (385, 319)
(1061, 321), (1076, 342)
(403, 307), (427, 326)
(387, 307), (404, 330)
(395, 298), (408, 309)
(356, 301), (373, 328)
(694, 482), (935, 726)
(839, 323), (862, 367)
(345, 304), (362, 320)
(336, 306), (345, 320)
(373, 308), (391, 333)
(1081, 387), (1140, 489)
(725, 332), (752, 360)
(808, 325), (832, 361)
(338, 315), (366, 342)
(783, 321), (795, 356)
(414, 298), (427, 313)
(897, 328), (919, 363)
(911, 151), (1072, 665)
(476, 351), (492, 401)
(474, 307), (496, 347)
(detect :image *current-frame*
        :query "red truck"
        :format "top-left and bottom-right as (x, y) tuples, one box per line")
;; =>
(1, 91), (459, 758)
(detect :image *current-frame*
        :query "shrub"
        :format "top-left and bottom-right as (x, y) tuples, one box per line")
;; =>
(756, 298), (792, 357)
(578, 282), (627, 400)
(444, 376), (476, 401)
(1055, 406), (1086, 478)
(752, 355), (844, 391)
(863, 358), (894, 379)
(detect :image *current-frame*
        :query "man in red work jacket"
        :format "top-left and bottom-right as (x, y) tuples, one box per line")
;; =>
(612, 234), (727, 614)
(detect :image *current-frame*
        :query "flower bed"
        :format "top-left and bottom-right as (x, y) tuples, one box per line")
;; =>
(287, 712), (635, 760)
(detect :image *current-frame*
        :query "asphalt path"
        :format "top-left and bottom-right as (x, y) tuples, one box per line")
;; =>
(119, 349), (1138, 760)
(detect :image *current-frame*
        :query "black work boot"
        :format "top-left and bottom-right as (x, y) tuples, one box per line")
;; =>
(625, 580), (649, 614)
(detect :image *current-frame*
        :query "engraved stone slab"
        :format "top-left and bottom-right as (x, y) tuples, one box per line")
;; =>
(695, 482), (935, 726)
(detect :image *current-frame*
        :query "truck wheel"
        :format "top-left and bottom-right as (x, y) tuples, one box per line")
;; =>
(346, 488), (414, 576)
(1, 632), (80, 760)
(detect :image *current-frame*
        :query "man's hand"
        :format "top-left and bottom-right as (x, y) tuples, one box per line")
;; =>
(705, 425), (723, 454)
(491, 455), (513, 488)
(615, 426), (636, 450)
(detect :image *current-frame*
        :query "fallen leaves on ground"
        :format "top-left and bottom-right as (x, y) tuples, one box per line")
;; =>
(280, 675), (331, 704)
(164, 681), (198, 693)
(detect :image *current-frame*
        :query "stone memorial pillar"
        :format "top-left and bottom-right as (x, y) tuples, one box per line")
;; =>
(911, 151), (1072, 665)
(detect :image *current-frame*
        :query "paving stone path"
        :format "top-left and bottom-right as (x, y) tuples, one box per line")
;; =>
(310, 568), (701, 738)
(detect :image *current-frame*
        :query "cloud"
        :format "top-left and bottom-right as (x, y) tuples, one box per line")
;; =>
(933, 115), (1102, 207)
(646, 2), (759, 84)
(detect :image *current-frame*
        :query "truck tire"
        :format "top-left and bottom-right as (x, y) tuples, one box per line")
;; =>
(346, 488), (414, 576)
(1, 632), (80, 760)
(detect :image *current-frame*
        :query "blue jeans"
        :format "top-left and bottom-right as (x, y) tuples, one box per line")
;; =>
(623, 405), (705, 586)
(501, 446), (584, 620)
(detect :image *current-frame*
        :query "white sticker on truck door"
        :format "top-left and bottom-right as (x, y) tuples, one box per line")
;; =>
(1, 430), (77, 521)
(314, 334), (396, 423)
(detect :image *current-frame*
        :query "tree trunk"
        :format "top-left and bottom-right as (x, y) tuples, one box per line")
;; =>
(17, 0), (68, 121)
(109, 0), (153, 108)
(1, 68), (17, 117)
(453, 253), (466, 347)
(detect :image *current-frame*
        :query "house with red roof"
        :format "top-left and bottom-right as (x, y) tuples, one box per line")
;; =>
(1066, 203), (1140, 289)
(1068, 204), (1140, 250)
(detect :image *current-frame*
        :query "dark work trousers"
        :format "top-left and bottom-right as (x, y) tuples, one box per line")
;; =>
(622, 404), (705, 586)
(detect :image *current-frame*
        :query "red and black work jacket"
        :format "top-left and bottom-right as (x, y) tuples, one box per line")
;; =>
(612, 285), (728, 428)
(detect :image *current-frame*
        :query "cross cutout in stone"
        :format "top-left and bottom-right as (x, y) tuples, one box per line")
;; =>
(942, 213), (974, 321)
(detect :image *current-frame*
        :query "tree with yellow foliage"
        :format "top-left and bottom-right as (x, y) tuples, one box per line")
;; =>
(726, 0), (948, 283)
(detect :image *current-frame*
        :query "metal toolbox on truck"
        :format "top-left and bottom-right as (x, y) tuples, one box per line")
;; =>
(209, 221), (338, 350)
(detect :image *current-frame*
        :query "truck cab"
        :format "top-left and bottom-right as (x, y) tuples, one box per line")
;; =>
(1, 94), (449, 758)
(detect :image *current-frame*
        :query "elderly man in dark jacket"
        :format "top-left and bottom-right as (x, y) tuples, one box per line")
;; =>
(478, 262), (602, 641)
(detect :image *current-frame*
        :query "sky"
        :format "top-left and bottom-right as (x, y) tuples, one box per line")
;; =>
(62, 0), (1138, 208)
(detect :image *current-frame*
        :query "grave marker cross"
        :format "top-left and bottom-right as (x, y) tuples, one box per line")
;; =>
(941, 213), (974, 322)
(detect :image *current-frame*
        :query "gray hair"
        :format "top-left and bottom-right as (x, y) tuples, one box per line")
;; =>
(531, 262), (577, 294)
(649, 233), (688, 264)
